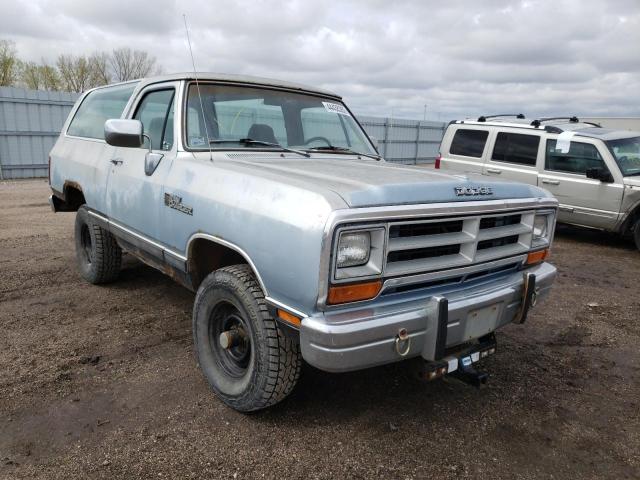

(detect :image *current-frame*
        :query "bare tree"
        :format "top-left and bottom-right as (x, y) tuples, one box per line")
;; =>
(89, 51), (111, 85)
(110, 47), (158, 81)
(39, 64), (61, 91)
(0, 39), (19, 86)
(21, 61), (41, 89)
(56, 54), (94, 93)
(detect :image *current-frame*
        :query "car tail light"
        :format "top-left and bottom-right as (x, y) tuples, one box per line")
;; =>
(434, 153), (441, 169)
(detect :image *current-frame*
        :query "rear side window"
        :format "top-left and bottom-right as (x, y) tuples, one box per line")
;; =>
(545, 140), (605, 175)
(449, 129), (488, 158)
(67, 83), (138, 140)
(491, 132), (540, 166)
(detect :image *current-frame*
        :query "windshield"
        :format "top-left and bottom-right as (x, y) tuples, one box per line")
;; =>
(185, 84), (376, 155)
(606, 136), (640, 176)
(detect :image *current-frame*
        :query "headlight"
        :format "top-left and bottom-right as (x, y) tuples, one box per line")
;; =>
(337, 232), (371, 268)
(334, 228), (385, 280)
(532, 212), (555, 247)
(533, 215), (548, 239)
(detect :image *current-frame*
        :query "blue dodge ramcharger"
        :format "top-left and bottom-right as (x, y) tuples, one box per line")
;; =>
(49, 73), (558, 411)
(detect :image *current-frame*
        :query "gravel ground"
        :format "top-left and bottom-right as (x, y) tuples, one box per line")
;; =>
(1, 179), (639, 480)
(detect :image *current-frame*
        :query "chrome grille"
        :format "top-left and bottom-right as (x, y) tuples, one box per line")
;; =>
(385, 211), (535, 277)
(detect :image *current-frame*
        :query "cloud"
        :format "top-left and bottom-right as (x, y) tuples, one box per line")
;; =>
(3, 0), (639, 120)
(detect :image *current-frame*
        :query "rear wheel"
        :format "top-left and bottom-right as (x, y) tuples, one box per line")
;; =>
(74, 206), (122, 284)
(634, 219), (640, 251)
(193, 264), (301, 412)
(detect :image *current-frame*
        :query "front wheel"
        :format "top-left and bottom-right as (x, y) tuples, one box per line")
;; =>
(634, 219), (640, 251)
(193, 265), (302, 412)
(74, 206), (122, 284)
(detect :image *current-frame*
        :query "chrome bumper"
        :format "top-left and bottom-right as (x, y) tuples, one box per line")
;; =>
(300, 262), (557, 372)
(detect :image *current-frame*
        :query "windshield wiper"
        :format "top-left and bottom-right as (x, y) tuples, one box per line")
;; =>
(209, 138), (310, 158)
(307, 145), (382, 161)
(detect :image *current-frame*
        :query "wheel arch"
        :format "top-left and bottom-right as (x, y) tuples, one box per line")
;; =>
(186, 233), (268, 294)
(619, 200), (640, 236)
(62, 181), (86, 211)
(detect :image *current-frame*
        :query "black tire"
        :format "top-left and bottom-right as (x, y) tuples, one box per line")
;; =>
(193, 264), (301, 412)
(634, 219), (640, 251)
(74, 206), (122, 284)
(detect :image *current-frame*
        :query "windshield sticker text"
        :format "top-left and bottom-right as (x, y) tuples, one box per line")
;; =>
(322, 102), (350, 116)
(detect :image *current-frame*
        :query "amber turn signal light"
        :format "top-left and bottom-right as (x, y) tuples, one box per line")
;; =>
(526, 248), (549, 266)
(277, 309), (301, 327)
(327, 280), (382, 305)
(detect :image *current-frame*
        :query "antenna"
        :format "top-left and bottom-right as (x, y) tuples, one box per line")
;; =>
(183, 14), (213, 161)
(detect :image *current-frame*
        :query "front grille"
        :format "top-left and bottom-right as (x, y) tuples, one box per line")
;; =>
(387, 244), (461, 263)
(477, 235), (519, 250)
(390, 220), (463, 238)
(384, 211), (535, 278)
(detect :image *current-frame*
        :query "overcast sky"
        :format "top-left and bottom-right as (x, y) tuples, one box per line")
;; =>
(2, 0), (639, 121)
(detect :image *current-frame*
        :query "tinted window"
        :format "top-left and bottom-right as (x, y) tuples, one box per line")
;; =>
(545, 140), (605, 175)
(449, 129), (488, 158)
(134, 89), (175, 151)
(491, 132), (539, 166)
(67, 83), (137, 139)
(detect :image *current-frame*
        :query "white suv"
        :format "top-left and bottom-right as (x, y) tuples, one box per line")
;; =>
(437, 115), (640, 250)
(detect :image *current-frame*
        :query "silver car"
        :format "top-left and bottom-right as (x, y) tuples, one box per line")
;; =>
(437, 115), (640, 250)
(49, 75), (558, 411)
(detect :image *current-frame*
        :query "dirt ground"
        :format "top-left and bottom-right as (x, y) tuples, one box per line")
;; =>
(0, 179), (638, 480)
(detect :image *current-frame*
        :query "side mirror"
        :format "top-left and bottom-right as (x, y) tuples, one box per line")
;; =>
(104, 119), (143, 148)
(585, 167), (614, 183)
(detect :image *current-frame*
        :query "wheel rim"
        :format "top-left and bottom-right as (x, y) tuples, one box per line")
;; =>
(209, 302), (251, 378)
(80, 224), (93, 264)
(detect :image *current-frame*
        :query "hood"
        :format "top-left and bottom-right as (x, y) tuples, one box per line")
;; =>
(220, 154), (551, 207)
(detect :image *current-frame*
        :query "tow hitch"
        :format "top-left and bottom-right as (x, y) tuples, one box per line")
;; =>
(420, 333), (496, 388)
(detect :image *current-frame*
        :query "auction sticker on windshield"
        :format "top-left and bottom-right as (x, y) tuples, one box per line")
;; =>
(322, 102), (350, 116)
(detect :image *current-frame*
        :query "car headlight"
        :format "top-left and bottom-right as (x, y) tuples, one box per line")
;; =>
(337, 232), (371, 268)
(532, 212), (555, 247)
(334, 228), (385, 280)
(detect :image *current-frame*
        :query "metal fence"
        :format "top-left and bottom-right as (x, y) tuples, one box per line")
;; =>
(358, 115), (446, 165)
(0, 87), (79, 179)
(0, 87), (446, 179)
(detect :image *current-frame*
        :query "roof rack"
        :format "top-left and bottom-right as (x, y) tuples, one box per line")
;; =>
(477, 113), (525, 122)
(530, 116), (579, 127)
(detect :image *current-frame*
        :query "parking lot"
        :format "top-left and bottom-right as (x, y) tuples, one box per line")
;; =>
(1, 179), (639, 479)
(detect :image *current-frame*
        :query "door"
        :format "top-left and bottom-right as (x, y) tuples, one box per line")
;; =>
(105, 84), (177, 246)
(538, 138), (624, 230)
(482, 131), (540, 185)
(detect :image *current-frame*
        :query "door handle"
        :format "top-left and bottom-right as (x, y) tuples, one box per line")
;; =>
(110, 158), (123, 166)
(486, 168), (502, 174)
(541, 179), (560, 185)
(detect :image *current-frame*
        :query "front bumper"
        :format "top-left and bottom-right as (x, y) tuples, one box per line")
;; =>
(300, 262), (556, 372)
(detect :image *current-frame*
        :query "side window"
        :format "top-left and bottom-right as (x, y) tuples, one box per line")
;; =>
(449, 129), (489, 158)
(133, 89), (175, 151)
(491, 132), (539, 166)
(545, 140), (605, 175)
(67, 83), (137, 139)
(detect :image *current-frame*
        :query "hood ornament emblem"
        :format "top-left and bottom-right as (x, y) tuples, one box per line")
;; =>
(454, 186), (494, 196)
